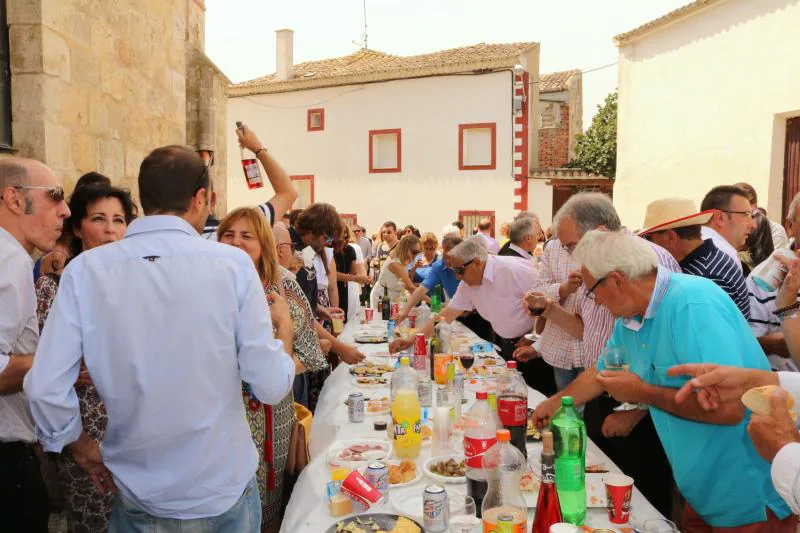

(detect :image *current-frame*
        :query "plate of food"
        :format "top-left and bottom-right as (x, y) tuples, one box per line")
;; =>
(325, 514), (423, 533)
(366, 397), (390, 415)
(326, 440), (392, 469)
(526, 410), (542, 441)
(359, 459), (422, 488)
(354, 376), (389, 388)
(350, 362), (395, 377)
(354, 333), (388, 344)
(423, 455), (466, 484)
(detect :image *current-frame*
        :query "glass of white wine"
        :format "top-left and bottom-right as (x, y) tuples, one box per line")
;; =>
(601, 347), (639, 412)
(448, 495), (479, 533)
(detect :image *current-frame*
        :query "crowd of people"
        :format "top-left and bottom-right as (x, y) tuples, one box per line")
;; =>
(3, 119), (800, 533)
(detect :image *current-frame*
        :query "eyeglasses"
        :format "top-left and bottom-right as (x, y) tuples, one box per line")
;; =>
(561, 242), (577, 254)
(453, 258), (476, 276)
(14, 185), (66, 203)
(721, 209), (756, 221)
(277, 242), (296, 251)
(586, 275), (608, 300)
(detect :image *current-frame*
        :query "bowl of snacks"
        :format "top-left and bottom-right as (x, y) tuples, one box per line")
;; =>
(423, 455), (466, 484)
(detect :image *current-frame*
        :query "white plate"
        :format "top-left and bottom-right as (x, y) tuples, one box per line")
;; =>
(392, 484), (467, 522)
(423, 454), (466, 484)
(354, 333), (388, 344)
(358, 459), (423, 489)
(326, 439), (393, 469)
(353, 377), (390, 388)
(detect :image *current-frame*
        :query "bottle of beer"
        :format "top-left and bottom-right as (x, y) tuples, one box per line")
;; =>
(381, 286), (391, 321)
(235, 121), (264, 190)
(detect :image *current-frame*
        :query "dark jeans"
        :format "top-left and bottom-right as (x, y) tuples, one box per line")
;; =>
(457, 311), (493, 342)
(494, 334), (557, 397)
(0, 441), (50, 533)
(585, 395), (674, 520)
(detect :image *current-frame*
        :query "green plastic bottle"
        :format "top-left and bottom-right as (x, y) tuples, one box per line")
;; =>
(550, 396), (586, 525)
(430, 284), (442, 313)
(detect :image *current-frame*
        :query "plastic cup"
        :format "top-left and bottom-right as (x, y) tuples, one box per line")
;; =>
(604, 474), (634, 524)
(331, 310), (345, 334)
(364, 308), (374, 322)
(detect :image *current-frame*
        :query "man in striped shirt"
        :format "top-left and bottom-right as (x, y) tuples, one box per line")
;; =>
(638, 198), (750, 319)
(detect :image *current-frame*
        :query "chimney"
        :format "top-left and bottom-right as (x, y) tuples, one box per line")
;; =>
(276, 29), (294, 81)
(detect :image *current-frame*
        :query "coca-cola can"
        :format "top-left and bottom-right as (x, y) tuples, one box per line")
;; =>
(391, 303), (400, 319)
(348, 392), (364, 423)
(340, 470), (385, 509)
(423, 484), (449, 532)
(408, 314), (416, 328)
(414, 333), (427, 355)
(365, 462), (389, 495)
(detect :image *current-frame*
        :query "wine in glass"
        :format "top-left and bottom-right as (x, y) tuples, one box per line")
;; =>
(448, 495), (479, 533)
(459, 350), (475, 370)
(601, 347), (638, 411)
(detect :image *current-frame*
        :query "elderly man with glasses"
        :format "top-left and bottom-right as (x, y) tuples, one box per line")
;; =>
(391, 235), (557, 396)
(533, 230), (795, 533)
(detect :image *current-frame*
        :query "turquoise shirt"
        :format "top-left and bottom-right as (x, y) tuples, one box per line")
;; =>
(599, 269), (791, 527)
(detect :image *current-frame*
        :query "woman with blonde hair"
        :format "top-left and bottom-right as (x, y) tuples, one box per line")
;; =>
(410, 232), (439, 283)
(370, 234), (422, 308)
(218, 207), (326, 531)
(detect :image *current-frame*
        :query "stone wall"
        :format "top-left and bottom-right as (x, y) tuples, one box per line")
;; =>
(7, 0), (191, 201)
(538, 102), (570, 168)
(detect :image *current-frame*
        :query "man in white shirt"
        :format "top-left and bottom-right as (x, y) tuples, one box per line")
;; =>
(24, 146), (295, 531)
(669, 363), (800, 515)
(0, 157), (70, 531)
(700, 185), (756, 269)
(476, 218), (500, 255)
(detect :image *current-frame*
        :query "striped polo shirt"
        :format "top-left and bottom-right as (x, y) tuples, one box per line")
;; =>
(679, 239), (750, 319)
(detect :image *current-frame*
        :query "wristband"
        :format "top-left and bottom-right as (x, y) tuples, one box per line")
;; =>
(254, 147), (267, 157)
(774, 301), (800, 319)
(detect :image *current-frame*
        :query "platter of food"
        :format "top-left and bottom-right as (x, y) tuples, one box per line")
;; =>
(326, 514), (423, 533)
(359, 459), (422, 488)
(354, 377), (389, 388)
(354, 333), (388, 344)
(423, 455), (466, 484)
(350, 362), (395, 377)
(326, 440), (392, 469)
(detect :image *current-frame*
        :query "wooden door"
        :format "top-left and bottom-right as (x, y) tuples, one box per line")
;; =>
(783, 117), (800, 222)
(458, 210), (495, 237)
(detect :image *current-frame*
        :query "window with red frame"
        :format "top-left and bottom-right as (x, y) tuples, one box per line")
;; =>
(307, 109), (324, 132)
(369, 129), (401, 173)
(459, 123), (496, 170)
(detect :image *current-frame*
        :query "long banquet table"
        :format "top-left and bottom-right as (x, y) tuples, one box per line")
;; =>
(281, 319), (666, 532)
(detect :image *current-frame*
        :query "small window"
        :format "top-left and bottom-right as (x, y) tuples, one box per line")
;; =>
(459, 123), (497, 170)
(307, 108), (324, 132)
(369, 129), (402, 173)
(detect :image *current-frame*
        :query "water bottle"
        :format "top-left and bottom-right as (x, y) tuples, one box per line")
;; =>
(550, 396), (586, 525)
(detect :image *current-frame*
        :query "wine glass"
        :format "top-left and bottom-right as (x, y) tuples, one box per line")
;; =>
(600, 347), (639, 412)
(459, 348), (475, 370)
(448, 495), (479, 532)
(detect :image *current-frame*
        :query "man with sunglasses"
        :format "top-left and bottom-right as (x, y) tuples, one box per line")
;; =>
(0, 157), (70, 531)
(700, 185), (757, 270)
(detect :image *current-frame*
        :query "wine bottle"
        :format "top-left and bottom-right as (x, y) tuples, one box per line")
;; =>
(532, 431), (562, 533)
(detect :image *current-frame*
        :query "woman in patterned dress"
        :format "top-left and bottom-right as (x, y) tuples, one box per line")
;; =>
(35, 184), (135, 533)
(218, 207), (319, 531)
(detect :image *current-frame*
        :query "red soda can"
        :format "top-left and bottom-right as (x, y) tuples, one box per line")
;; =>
(408, 314), (417, 328)
(391, 303), (399, 319)
(340, 470), (385, 509)
(414, 333), (427, 356)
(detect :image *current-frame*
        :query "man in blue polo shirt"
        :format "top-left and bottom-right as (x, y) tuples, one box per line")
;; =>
(574, 230), (794, 531)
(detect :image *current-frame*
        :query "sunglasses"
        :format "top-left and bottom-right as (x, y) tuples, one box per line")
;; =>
(14, 185), (66, 203)
(453, 258), (475, 276)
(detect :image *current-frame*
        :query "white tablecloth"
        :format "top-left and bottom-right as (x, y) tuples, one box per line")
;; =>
(281, 319), (665, 532)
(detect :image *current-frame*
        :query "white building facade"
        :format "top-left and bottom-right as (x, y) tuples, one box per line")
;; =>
(226, 33), (541, 236)
(614, 0), (800, 228)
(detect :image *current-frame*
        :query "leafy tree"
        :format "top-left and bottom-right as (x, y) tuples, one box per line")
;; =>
(568, 91), (617, 178)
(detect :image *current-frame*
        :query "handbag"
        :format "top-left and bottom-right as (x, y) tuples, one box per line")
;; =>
(286, 403), (312, 475)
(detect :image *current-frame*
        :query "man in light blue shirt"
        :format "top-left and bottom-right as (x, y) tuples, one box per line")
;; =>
(24, 146), (295, 531)
(568, 230), (793, 530)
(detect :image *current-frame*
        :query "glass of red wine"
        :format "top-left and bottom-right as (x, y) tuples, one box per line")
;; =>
(458, 349), (475, 370)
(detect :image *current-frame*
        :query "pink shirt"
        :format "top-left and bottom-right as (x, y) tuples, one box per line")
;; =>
(449, 255), (538, 339)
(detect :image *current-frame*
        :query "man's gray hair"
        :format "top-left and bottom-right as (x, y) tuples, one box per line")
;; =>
(573, 230), (658, 281)
(514, 211), (539, 222)
(0, 160), (30, 190)
(509, 217), (536, 244)
(789, 193), (800, 223)
(553, 192), (621, 236)
(449, 235), (488, 263)
(441, 234), (463, 251)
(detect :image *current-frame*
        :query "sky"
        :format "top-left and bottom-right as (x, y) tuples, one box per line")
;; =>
(205, 0), (689, 129)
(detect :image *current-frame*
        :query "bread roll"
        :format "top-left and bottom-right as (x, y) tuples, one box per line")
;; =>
(741, 385), (797, 421)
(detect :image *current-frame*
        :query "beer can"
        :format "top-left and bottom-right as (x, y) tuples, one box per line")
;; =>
(348, 392), (364, 423)
(391, 302), (400, 319)
(365, 462), (389, 495)
(340, 470), (385, 509)
(497, 513), (515, 533)
(423, 484), (448, 532)
(752, 247), (797, 291)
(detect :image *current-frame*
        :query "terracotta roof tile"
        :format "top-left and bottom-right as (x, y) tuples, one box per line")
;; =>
(539, 69), (580, 93)
(614, 0), (728, 45)
(230, 42), (538, 96)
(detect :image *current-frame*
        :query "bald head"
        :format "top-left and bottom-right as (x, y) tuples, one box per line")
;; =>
(0, 157), (56, 190)
(273, 221), (294, 268)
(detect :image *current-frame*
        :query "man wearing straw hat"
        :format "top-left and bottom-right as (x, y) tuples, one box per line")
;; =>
(638, 198), (750, 319)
